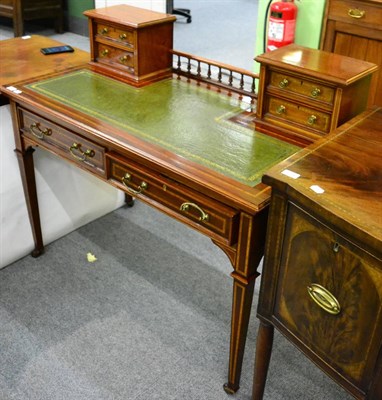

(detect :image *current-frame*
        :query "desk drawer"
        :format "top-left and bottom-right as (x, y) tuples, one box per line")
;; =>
(107, 154), (240, 244)
(269, 71), (335, 105)
(266, 96), (331, 134)
(95, 22), (135, 48)
(274, 204), (382, 390)
(19, 108), (106, 176)
(96, 43), (135, 73)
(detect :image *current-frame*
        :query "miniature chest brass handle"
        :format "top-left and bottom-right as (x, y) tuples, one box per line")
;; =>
(101, 49), (109, 57)
(307, 115), (317, 125)
(119, 33), (127, 40)
(121, 173), (148, 195)
(101, 27), (109, 34)
(348, 8), (365, 19)
(30, 123), (52, 140)
(311, 88), (321, 98)
(276, 105), (286, 115)
(307, 284), (341, 315)
(180, 202), (209, 222)
(279, 78), (289, 88)
(119, 55), (130, 63)
(69, 142), (95, 162)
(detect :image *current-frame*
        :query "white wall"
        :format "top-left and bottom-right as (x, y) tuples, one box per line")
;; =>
(95, 0), (166, 13)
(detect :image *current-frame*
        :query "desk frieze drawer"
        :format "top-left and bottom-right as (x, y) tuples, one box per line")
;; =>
(95, 23), (135, 47)
(269, 71), (335, 105)
(107, 154), (240, 244)
(266, 97), (331, 134)
(19, 108), (106, 176)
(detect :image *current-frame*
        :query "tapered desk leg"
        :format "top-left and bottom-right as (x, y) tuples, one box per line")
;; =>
(15, 148), (44, 257)
(252, 321), (274, 400)
(222, 210), (268, 394)
(124, 193), (134, 207)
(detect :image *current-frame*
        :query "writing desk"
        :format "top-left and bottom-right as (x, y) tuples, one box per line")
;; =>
(2, 57), (299, 392)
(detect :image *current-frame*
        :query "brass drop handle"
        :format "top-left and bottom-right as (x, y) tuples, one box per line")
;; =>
(307, 284), (341, 315)
(119, 33), (127, 40)
(180, 202), (209, 222)
(101, 27), (109, 34)
(307, 115), (317, 125)
(69, 142), (95, 162)
(119, 55), (130, 63)
(348, 8), (365, 19)
(121, 173), (148, 195)
(279, 78), (289, 88)
(311, 88), (321, 98)
(276, 105), (286, 115)
(30, 123), (52, 140)
(101, 49), (109, 57)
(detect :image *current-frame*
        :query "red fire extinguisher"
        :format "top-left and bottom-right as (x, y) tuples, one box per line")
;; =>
(267, 0), (298, 52)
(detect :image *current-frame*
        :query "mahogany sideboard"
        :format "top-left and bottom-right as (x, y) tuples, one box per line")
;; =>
(252, 107), (382, 399)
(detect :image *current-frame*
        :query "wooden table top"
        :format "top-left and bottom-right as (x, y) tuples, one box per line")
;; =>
(263, 107), (382, 253)
(0, 35), (89, 91)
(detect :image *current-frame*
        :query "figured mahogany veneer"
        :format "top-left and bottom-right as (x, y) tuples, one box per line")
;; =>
(252, 108), (382, 400)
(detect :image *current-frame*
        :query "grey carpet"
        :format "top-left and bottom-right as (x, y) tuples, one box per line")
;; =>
(1, 201), (351, 399)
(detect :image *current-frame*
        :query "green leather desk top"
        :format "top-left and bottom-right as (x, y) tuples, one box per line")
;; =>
(27, 69), (299, 186)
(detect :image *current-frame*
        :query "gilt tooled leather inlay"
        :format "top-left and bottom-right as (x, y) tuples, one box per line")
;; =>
(27, 69), (299, 186)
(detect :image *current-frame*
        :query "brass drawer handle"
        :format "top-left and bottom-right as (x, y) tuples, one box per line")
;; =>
(119, 55), (130, 63)
(180, 202), (209, 222)
(279, 78), (289, 88)
(307, 115), (317, 125)
(311, 88), (321, 98)
(348, 8), (365, 19)
(121, 173), (148, 195)
(276, 105), (286, 115)
(101, 49), (109, 57)
(30, 123), (52, 140)
(69, 142), (95, 162)
(101, 27), (109, 34)
(307, 284), (341, 315)
(119, 33), (127, 40)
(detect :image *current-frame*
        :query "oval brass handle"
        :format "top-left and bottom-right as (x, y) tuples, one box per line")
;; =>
(279, 78), (289, 88)
(311, 88), (321, 98)
(101, 27), (109, 34)
(119, 33), (127, 40)
(121, 173), (148, 195)
(119, 55), (130, 63)
(348, 8), (365, 19)
(30, 123), (52, 140)
(307, 115), (317, 125)
(180, 202), (209, 222)
(276, 105), (286, 115)
(307, 284), (341, 315)
(69, 142), (95, 162)
(101, 49), (109, 57)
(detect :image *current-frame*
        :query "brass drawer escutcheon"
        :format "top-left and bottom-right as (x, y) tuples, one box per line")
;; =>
(348, 8), (365, 19)
(69, 142), (95, 161)
(121, 173), (148, 195)
(180, 202), (209, 222)
(30, 123), (52, 140)
(307, 283), (341, 315)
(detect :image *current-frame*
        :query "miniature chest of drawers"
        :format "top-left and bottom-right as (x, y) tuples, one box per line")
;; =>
(84, 5), (176, 86)
(255, 44), (378, 146)
(252, 108), (382, 399)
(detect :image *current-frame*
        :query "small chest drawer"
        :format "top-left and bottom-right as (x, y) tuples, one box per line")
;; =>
(275, 203), (382, 391)
(95, 23), (135, 47)
(328, 0), (382, 27)
(96, 43), (135, 72)
(107, 154), (240, 245)
(19, 108), (106, 176)
(269, 71), (335, 105)
(267, 97), (331, 133)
